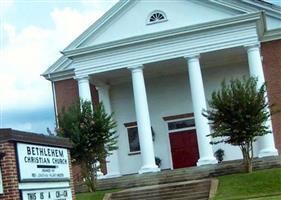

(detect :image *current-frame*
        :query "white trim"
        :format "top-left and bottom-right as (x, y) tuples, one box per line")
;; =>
(63, 12), (263, 58)
(73, 21), (261, 79)
(169, 126), (196, 133)
(262, 28), (281, 42)
(18, 182), (70, 190)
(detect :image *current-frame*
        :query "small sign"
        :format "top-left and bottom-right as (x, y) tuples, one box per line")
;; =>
(21, 187), (72, 200)
(17, 143), (70, 182)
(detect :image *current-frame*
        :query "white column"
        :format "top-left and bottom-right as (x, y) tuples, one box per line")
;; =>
(185, 55), (217, 166)
(97, 84), (121, 178)
(77, 77), (92, 101)
(77, 76), (104, 178)
(246, 44), (278, 157)
(129, 66), (160, 174)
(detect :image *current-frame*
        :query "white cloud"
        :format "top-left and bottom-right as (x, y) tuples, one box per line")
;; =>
(0, 0), (14, 17)
(0, 5), (105, 114)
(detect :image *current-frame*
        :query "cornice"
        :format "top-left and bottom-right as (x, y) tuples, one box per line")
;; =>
(63, 0), (134, 51)
(262, 28), (281, 42)
(63, 12), (264, 58)
(42, 68), (75, 82)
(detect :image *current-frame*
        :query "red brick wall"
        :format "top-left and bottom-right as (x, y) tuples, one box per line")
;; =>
(261, 39), (281, 154)
(54, 79), (80, 114)
(0, 142), (20, 200)
(54, 78), (100, 115)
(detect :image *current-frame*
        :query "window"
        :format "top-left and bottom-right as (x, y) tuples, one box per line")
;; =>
(125, 122), (155, 154)
(127, 126), (140, 153)
(168, 118), (195, 131)
(147, 10), (167, 25)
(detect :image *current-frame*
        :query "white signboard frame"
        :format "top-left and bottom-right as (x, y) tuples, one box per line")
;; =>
(21, 187), (72, 200)
(16, 143), (70, 182)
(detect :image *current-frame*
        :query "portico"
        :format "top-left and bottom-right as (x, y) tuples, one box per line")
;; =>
(76, 41), (277, 175)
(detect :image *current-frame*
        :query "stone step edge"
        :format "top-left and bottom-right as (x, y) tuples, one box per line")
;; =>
(103, 178), (219, 200)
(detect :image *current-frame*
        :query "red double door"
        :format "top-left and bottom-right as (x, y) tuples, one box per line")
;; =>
(169, 129), (199, 169)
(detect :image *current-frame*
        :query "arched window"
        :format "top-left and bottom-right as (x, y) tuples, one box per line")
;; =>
(147, 10), (167, 25)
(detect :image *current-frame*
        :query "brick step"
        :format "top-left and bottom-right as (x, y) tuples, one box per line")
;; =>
(111, 186), (209, 199)
(109, 179), (211, 200)
(97, 172), (209, 190)
(111, 191), (209, 200)
(111, 182), (209, 198)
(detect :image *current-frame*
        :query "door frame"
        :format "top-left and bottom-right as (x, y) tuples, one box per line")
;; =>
(163, 113), (196, 170)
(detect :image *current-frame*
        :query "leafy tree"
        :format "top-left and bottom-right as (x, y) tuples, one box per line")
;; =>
(203, 77), (272, 173)
(57, 101), (118, 191)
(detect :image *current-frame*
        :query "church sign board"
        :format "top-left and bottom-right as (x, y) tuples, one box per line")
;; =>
(0, 129), (74, 200)
(17, 143), (70, 182)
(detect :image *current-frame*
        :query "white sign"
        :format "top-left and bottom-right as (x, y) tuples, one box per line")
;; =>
(17, 143), (70, 181)
(21, 187), (72, 200)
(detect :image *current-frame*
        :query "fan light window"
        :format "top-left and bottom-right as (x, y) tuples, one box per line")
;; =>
(147, 11), (167, 25)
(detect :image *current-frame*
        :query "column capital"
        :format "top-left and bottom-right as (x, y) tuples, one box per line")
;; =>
(76, 76), (90, 82)
(128, 65), (144, 72)
(244, 43), (260, 52)
(184, 54), (200, 61)
(96, 83), (110, 91)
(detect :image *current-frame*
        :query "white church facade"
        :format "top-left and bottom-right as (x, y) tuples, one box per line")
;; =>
(43, 0), (281, 177)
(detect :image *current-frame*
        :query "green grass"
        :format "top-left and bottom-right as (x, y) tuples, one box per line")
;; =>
(76, 189), (120, 200)
(213, 168), (281, 200)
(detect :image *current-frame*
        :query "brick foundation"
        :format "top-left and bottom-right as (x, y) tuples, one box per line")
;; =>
(261, 39), (281, 154)
(0, 142), (20, 200)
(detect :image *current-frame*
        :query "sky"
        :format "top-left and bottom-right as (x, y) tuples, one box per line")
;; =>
(0, 0), (117, 134)
(0, 0), (280, 135)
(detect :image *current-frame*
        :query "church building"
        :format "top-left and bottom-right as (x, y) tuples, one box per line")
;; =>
(43, 0), (281, 178)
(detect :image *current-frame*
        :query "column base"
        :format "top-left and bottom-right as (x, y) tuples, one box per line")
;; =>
(197, 157), (218, 166)
(103, 172), (122, 179)
(96, 171), (105, 180)
(258, 148), (278, 158)
(138, 165), (160, 174)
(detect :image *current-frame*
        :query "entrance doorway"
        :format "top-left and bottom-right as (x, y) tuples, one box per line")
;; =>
(169, 129), (199, 168)
(164, 114), (199, 169)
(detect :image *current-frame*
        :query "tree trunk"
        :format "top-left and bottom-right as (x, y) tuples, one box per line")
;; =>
(80, 161), (97, 192)
(241, 144), (253, 173)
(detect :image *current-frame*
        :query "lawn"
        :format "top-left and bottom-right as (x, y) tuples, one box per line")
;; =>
(76, 189), (120, 200)
(213, 167), (281, 200)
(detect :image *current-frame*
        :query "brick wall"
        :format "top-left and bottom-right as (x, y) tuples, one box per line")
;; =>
(261, 39), (281, 154)
(0, 142), (20, 200)
(54, 79), (80, 114)
(54, 78), (100, 114)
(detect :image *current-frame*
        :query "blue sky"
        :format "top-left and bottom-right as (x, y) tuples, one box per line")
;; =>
(0, 0), (280, 134)
(0, 0), (117, 134)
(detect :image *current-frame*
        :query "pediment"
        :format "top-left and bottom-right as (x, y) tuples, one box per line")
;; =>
(75, 0), (243, 49)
